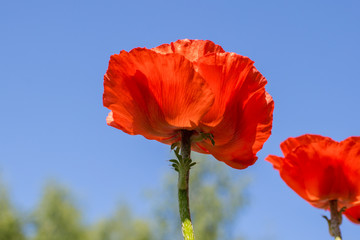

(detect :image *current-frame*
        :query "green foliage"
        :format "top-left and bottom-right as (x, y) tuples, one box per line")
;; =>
(0, 184), (25, 240)
(32, 183), (87, 240)
(88, 205), (153, 240)
(0, 155), (247, 240)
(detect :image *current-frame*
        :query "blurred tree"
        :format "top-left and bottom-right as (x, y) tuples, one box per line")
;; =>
(0, 155), (248, 240)
(0, 183), (25, 240)
(88, 205), (153, 240)
(31, 183), (87, 240)
(153, 155), (248, 240)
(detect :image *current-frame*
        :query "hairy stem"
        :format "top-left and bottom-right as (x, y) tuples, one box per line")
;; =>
(180, 130), (192, 164)
(329, 200), (342, 240)
(178, 130), (195, 240)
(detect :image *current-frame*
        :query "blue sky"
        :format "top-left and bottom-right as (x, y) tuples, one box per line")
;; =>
(1, 0), (360, 239)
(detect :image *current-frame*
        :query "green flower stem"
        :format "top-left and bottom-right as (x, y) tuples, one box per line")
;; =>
(329, 200), (342, 240)
(178, 130), (195, 240)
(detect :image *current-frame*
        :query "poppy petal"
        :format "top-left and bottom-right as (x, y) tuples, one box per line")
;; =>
(103, 48), (214, 141)
(195, 52), (256, 128)
(344, 205), (360, 224)
(152, 39), (225, 62)
(283, 142), (348, 208)
(338, 137), (360, 206)
(196, 67), (274, 169)
(266, 155), (285, 170)
(280, 134), (332, 157)
(266, 135), (360, 209)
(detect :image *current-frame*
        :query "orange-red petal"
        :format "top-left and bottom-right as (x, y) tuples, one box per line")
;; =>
(266, 155), (285, 170)
(152, 39), (225, 62)
(266, 135), (360, 209)
(195, 52), (256, 128)
(280, 134), (332, 157)
(344, 205), (360, 224)
(195, 64), (274, 169)
(103, 48), (214, 142)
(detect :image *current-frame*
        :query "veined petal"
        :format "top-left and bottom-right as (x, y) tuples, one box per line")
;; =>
(252, 91), (275, 154)
(195, 52), (256, 128)
(152, 39), (225, 62)
(284, 142), (348, 208)
(280, 134), (332, 157)
(103, 48), (214, 141)
(195, 67), (274, 169)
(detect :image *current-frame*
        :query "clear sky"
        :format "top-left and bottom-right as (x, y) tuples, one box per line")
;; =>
(1, 0), (360, 239)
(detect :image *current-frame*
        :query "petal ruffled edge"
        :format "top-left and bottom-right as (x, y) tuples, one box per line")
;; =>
(195, 52), (256, 129)
(194, 81), (274, 169)
(152, 39), (225, 62)
(280, 134), (333, 157)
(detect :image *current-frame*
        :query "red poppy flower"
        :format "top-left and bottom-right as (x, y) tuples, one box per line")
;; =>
(344, 205), (360, 224)
(266, 134), (360, 209)
(103, 39), (274, 169)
